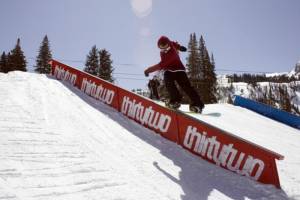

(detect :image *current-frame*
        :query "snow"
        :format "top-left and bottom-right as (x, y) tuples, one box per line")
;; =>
(0, 71), (299, 200)
(265, 72), (289, 77)
(266, 70), (299, 78)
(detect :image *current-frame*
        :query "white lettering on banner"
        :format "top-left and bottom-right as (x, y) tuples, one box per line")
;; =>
(183, 126), (265, 180)
(81, 78), (115, 105)
(54, 65), (77, 85)
(121, 96), (172, 133)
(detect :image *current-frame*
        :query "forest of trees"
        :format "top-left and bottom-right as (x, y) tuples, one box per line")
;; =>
(221, 81), (300, 115)
(0, 36), (53, 74)
(84, 45), (114, 83)
(0, 36), (115, 84)
(0, 38), (27, 73)
(185, 33), (217, 104)
(227, 73), (300, 84)
(222, 71), (300, 115)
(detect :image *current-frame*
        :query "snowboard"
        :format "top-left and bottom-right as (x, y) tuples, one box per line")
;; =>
(162, 103), (221, 117)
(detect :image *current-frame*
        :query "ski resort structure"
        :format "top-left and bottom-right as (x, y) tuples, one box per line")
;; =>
(50, 59), (284, 188)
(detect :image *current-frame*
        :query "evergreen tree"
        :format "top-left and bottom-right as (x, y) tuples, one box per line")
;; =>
(183, 33), (201, 103)
(278, 85), (291, 112)
(35, 35), (52, 74)
(185, 34), (218, 104)
(84, 45), (99, 76)
(208, 53), (218, 102)
(6, 53), (13, 73)
(0, 52), (8, 73)
(9, 38), (27, 71)
(198, 36), (209, 101)
(267, 83), (276, 107)
(186, 33), (200, 80)
(98, 49), (114, 83)
(186, 33), (202, 103)
(198, 35), (217, 103)
(282, 87), (292, 112)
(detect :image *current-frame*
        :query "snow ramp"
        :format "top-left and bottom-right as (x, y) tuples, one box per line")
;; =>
(49, 60), (286, 187)
(0, 70), (298, 199)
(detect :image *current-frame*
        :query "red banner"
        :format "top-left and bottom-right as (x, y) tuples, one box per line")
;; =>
(50, 60), (119, 109)
(117, 88), (179, 142)
(50, 59), (284, 188)
(177, 114), (283, 186)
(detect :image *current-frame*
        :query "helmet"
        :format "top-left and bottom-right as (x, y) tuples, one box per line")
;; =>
(157, 36), (170, 49)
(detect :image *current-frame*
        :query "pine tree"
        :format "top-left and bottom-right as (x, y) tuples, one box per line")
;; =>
(84, 45), (99, 76)
(185, 34), (218, 104)
(186, 33), (202, 102)
(6, 53), (13, 73)
(0, 52), (7, 73)
(282, 87), (292, 112)
(198, 35), (217, 103)
(208, 53), (218, 102)
(278, 85), (291, 112)
(267, 83), (276, 107)
(98, 49), (114, 83)
(9, 38), (27, 71)
(186, 33), (200, 80)
(198, 36), (209, 102)
(35, 35), (52, 74)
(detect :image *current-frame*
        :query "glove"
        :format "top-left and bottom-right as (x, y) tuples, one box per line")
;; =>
(179, 46), (187, 52)
(144, 70), (149, 77)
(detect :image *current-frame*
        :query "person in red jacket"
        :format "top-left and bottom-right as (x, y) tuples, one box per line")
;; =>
(144, 36), (204, 113)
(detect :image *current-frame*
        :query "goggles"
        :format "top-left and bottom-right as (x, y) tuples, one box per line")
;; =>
(159, 44), (170, 53)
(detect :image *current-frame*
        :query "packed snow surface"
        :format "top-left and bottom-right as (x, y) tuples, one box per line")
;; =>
(0, 71), (299, 200)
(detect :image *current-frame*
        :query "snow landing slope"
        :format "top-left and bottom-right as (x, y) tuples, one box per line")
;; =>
(0, 72), (299, 200)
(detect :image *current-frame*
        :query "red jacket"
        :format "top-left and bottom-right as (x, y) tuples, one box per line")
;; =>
(145, 36), (185, 75)
(158, 39), (185, 71)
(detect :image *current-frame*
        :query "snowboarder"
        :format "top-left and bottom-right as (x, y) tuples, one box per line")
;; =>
(148, 76), (160, 100)
(144, 36), (204, 113)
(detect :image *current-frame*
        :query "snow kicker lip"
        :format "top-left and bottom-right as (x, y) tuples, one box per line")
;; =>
(50, 59), (284, 188)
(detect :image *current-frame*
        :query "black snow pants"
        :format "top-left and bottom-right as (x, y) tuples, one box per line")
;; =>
(164, 70), (204, 108)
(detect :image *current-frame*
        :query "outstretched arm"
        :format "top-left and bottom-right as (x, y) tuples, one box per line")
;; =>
(144, 64), (160, 77)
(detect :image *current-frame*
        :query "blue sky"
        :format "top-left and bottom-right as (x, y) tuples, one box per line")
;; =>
(1, 0), (300, 90)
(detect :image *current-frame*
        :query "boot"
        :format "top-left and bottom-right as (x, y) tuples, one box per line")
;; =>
(165, 101), (181, 110)
(189, 105), (204, 113)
